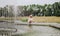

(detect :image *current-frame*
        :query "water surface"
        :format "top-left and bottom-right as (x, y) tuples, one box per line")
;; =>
(14, 25), (60, 36)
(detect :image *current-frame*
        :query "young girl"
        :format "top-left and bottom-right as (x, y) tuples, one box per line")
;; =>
(28, 15), (33, 23)
(28, 15), (33, 28)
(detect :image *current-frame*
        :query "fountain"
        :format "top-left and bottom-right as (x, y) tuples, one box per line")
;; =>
(13, 5), (24, 24)
(0, 5), (17, 36)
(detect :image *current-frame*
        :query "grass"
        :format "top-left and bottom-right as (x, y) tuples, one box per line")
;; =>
(0, 16), (60, 23)
(0, 17), (14, 21)
(20, 16), (60, 23)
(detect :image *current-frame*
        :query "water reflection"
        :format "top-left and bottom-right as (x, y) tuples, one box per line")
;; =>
(13, 25), (60, 36)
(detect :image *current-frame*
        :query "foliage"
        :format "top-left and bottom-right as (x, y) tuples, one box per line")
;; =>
(22, 2), (60, 16)
(0, 2), (60, 17)
(20, 18), (28, 22)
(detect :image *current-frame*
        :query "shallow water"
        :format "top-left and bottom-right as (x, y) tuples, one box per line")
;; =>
(14, 25), (60, 36)
(0, 22), (60, 36)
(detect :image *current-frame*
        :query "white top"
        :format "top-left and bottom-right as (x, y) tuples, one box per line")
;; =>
(28, 18), (33, 23)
